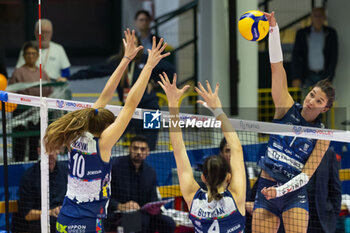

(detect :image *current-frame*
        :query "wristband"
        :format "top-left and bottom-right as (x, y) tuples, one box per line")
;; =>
(268, 23), (283, 63)
(123, 56), (131, 61)
(202, 102), (224, 118)
(275, 172), (309, 198)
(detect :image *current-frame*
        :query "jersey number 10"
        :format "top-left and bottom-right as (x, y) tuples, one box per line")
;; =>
(72, 153), (86, 178)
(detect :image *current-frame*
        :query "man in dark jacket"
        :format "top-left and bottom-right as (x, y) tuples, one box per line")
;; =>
(11, 147), (68, 233)
(307, 148), (342, 233)
(105, 135), (176, 233)
(291, 7), (338, 90)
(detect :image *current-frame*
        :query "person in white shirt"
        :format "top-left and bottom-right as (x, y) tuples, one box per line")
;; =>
(16, 19), (71, 82)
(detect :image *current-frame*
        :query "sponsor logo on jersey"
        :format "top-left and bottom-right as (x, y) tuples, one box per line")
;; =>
(227, 224), (241, 233)
(284, 148), (293, 155)
(87, 170), (102, 175)
(67, 225), (87, 233)
(273, 142), (283, 150)
(267, 147), (304, 171)
(56, 222), (67, 233)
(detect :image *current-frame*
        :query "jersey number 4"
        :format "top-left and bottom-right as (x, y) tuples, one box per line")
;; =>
(208, 220), (220, 233)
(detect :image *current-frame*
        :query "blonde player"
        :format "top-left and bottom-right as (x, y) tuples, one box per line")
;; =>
(44, 30), (170, 232)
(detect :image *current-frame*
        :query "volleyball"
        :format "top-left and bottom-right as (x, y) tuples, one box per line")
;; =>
(238, 10), (269, 41)
(0, 73), (7, 91)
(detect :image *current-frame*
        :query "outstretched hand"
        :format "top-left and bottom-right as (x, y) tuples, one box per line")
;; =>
(263, 11), (276, 27)
(158, 72), (190, 106)
(195, 81), (222, 110)
(261, 186), (277, 200)
(123, 29), (143, 60)
(146, 37), (171, 68)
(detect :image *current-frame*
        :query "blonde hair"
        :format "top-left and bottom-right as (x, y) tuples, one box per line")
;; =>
(44, 108), (115, 154)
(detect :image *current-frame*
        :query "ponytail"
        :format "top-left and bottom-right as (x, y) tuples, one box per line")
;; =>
(202, 155), (231, 202)
(44, 108), (115, 154)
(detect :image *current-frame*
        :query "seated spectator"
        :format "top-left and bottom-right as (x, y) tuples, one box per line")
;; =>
(10, 42), (52, 96)
(10, 41), (52, 162)
(69, 37), (175, 150)
(16, 19), (70, 82)
(11, 142), (68, 233)
(105, 135), (176, 233)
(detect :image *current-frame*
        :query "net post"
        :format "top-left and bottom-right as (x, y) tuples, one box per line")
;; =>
(40, 97), (49, 233)
(1, 101), (10, 232)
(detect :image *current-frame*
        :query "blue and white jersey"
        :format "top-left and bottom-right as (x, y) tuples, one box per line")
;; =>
(60, 132), (112, 219)
(259, 103), (321, 183)
(189, 189), (245, 233)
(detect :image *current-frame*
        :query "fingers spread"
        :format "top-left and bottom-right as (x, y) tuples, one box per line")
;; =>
(162, 72), (170, 84)
(172, 73), (177, 85)
(159, 74), (167, 87)
(206, 80), (213, 94)
(157, 38), (164, 50)
(197, 81), (207, 94)
(158, 81), (165, 90)
(214, 82), (220, 94)
(194, 86), (204, 97)
(161, 52), (171, 59)
(152, 36), (156, 49)
(181, 84), (190, 93)
(160, 42), (168, 52)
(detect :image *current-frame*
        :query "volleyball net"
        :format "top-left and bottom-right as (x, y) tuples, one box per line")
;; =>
(1, 91), (350, 232)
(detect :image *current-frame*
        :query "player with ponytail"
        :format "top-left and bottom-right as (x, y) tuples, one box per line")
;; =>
(44, 29), (170, 232)
(158, 73), (246, 233)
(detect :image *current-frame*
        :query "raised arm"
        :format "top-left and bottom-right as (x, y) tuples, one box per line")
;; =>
(301, 139), (330, 178)
(264, 12), (294, 119)
(195, 81), (246, 214)
(157, 72), (198, 208)
(93, 29), (143, 109)
(99, 37), (170, 156)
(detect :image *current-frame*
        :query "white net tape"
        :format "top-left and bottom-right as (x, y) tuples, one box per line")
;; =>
(1, 91), (349, 143)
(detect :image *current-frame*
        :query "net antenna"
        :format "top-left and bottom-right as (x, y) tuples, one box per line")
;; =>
(38, 0), (50, 232)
